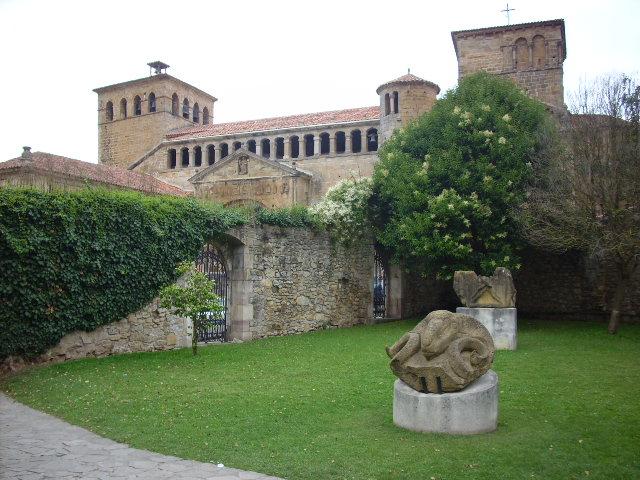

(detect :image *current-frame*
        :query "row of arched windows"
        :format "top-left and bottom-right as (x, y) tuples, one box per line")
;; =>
(105, 93), (157, 121)
(171, 93), (210, 124)
(104, 92), (210, 125)
(166, 128), (379, 170)
(384, 91), (399, 116)
(506, 35), (550, 71)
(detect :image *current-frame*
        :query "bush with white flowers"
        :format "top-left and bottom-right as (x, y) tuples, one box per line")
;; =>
(371, 72), (555, 279)
(310, 177), (373, 245)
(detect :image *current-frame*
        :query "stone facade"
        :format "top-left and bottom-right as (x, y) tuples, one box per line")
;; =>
(452, 19), (566, 110)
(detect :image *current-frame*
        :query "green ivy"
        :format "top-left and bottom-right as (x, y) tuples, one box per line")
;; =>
(254, 204), (320, 228)
(0, 187), (246, 360)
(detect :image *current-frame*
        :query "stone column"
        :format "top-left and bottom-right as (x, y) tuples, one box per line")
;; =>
(284, 138), (291, 159)
(271, 138), (277, 160)
(346, 132), (352, 153)
(329, 133), (336, 155)
(314, 135), (320, 156)
(210, 144), (217, 164)
(255, 140), (262, 157)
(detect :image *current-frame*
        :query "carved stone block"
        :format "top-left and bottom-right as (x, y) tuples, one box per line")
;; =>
(453, 267), (516, 308)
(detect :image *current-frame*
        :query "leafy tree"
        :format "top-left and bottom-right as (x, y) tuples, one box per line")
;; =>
(370, 72), (554, 279)
(160, 261), (223, 355)
(521, 74), (639, 333)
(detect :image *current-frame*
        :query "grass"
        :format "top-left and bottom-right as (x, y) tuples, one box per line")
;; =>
(2, 319), (640, 480)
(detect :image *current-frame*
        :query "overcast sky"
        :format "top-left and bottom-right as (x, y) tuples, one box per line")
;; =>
(0, 0), (638, 163)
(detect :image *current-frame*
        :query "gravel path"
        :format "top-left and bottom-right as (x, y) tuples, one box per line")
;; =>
(0, 393), (283, 480)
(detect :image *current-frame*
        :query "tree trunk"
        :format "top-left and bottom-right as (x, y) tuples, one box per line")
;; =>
(608, 275), (630, 334)
(191, 317), (199, 355)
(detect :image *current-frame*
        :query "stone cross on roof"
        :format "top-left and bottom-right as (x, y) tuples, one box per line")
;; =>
(501, 3), (515, 25)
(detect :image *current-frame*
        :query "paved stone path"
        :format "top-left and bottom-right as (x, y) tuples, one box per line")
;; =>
(0, 394), (283, 480)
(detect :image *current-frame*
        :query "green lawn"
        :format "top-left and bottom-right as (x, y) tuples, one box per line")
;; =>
(2, 319), (640, 480)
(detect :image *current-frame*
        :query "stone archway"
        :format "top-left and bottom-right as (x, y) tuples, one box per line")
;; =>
(198, 230), (254, 342)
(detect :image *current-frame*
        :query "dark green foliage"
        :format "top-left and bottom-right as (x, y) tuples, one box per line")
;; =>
(0, 187), (246, 360)
(253, 204), (319, 228)
(371, 72), (555, 279)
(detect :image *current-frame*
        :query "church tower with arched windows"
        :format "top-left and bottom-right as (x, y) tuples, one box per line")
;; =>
(376, 73), (440, 143)
(451, 19), (566, 111)
(93, 61), (217, 168)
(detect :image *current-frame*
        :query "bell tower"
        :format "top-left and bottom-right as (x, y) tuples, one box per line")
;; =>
(94, 62), (218, 168)
(376, 72), (440, 143)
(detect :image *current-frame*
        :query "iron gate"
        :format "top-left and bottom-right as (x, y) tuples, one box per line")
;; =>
(196, 244), (229, 342)
(373, 251), (387, 319)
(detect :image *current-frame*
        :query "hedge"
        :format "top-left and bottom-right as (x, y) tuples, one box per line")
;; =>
(0, 187), (247, 360)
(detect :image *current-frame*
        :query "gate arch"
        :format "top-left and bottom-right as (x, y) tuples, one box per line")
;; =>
(196, 244), (230, 342)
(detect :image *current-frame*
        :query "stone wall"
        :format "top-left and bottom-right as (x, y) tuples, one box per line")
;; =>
(516, 248), (640, 320)
(40, 297), (192, 363)
(226, 225), (375, 338)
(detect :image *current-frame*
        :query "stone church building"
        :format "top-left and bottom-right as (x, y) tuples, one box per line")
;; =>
(5, 18), (638, 365)
(94, 19), (567, 206)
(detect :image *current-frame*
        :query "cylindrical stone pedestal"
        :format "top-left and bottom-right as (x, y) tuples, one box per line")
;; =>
(393, 370), (498, 434)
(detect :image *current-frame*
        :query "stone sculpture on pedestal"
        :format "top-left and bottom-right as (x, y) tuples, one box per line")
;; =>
(387, 310), (499, 434)
(454, 267), (518, 350)
(386, 310), (495, 393)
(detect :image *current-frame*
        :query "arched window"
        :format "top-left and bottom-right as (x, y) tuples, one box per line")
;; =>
(171, 93), (179, 115)
(275, 137), (284, 159)
(393, 91), (399, 114)
(167, 149), (177, 169)
(220, 143), (229, 158)
(182, 98), (190, 119)
(203, 107), (209, 125)
(320, 132), (330, 154)
(335, 131), (346, 153)
(247, 140), (256, 153)
(233, 141), (242, 151)
(515, 37), (529, 71)
(181, 147), (189, 167)
(366, 128), (378, 152)
(304, 134), (314, 157)
(120, 98), (127, 119)
(384, 93), (391, 115)
(194, 146), (202, 167)
(261, 139), (270, 158)
(207, 145), (215, 165)
(532, 35), (546, 67)
(148, 92), (156, 113)
(133, 95), (142, 116)
(193, 103), (200, 123)
(290, 136), (300, 158)
(351, 130), (362, 153)
(105, 101), (114, 121)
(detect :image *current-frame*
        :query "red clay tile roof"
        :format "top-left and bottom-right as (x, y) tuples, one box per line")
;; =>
(0, 151), (186, 196)
(376, 73), (440, 95)
(166, 106), (380, 140)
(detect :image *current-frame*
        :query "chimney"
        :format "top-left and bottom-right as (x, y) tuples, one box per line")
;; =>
(21, 146), (32, 161)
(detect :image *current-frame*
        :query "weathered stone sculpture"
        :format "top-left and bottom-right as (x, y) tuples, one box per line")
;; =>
(386, 310), (495, 393)
(453, 267), (516, 308)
